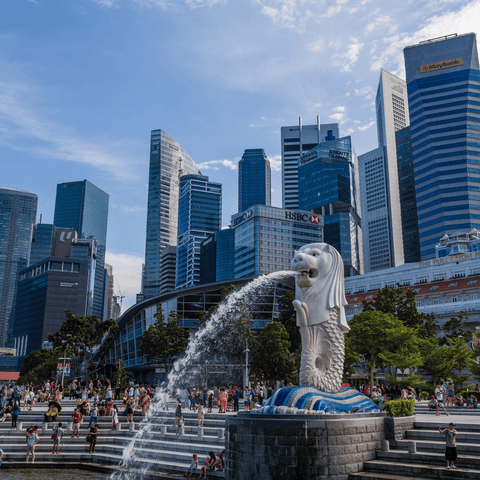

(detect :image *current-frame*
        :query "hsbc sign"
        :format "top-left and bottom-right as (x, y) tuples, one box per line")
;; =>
(233, 209), (253, 227)
(285, 211), (322, 224)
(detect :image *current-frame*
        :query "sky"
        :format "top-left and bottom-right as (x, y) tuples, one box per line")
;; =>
(2, 0), (480, 312)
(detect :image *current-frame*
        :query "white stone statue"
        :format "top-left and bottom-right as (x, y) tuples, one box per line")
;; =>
(291, 243), (349, 392)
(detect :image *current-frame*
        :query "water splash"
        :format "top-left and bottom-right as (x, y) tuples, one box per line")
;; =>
(110, 270), (294, 479)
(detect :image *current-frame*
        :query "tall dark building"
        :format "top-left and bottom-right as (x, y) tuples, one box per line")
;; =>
(0, 188), (37, 347)
(176, 174), (222, 289)
(54, 180), (109, 320)
(12, 232), (96, 358)
(143, 130), (200, 299)
(199, 228), (235, 285)
(238, 149), (271, 212)
(404, 33), (480, 259)
(298, 136), (363, 276)
(29, 223), (56, 266)
(396, 126), (421, 263)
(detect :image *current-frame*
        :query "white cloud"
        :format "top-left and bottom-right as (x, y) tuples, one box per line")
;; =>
(0, 80), (141, 181)
(268, 154), (282, 173)
(322, 4), (342, 17)
(354, 86), (374, 99)
(309, 102), (322, 110)
(358, 120), (375, 131)
(329, 112), (345, 122)
(197, 159), (238, 171)
(92, 0), (224, 8)
(343, 127), (354, 135)
(308, 39), (324, 52)
(121, 205), (146, 214)
(365, 14), (392, 34)
(332, 106), (346, 113)
(105, 250), (144, 313)
(341, 37), (364, 72)
(369, 0), (480, 75)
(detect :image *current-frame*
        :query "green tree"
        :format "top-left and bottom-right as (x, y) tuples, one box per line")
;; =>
(112, 358), (128, 388)
(276, 291), (302, 354)
(140, 308), (190, 372)
(249, 321), (296, 383)
(441, 312), (474, 344)
(363, 285), (439, 335)
(467, 345), (480, 382)
(419, 337), (454, 386)
(343, 335), (360, 379)
(48, 310), (118, 383)
(379, 324), (423, 379)
(347, 310), (403, 394)
(447, 336), (473, 389)
(19, 348), (60, 384)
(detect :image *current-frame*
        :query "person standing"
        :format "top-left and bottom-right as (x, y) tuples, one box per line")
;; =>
(26, 428), (39, 463)
(175, 399), (183, 434)
(0, 448), (3, 468)
(11, 401), (20, 430)
(51, 422), (64, 455)
(198, 401), (205, 427)
(71, 408), (83, 439)
(434, 384), (449, 416)
(438, 422), (458, 469)
(88, 423), (98, 454)
(233, 386), (239, 412)
(89, 403), (99, 428)
(112, 405), (119, 431)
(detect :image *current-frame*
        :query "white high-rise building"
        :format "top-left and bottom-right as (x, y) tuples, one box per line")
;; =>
(281, 117), (339, 209)
(358, 147), (392, 272)
(359, 69), (410, 272)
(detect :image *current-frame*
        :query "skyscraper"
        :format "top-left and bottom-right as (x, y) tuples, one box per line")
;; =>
(404, 33), (480, 259)
(281, 117), (340, 209)
(238, 149), (271, 212)
(0, 188), (37, 347)
(54, 180), (109, 320)
(395, 126), (421, 263)
(358, 147), (393, 272)
(176, 174), (222, 290)
(143, 130), (200, 298)
(373, 69), (410, 269)
(298, 135), (363, 276)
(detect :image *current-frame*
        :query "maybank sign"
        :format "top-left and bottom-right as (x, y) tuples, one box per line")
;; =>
(420, 57), (463, 73)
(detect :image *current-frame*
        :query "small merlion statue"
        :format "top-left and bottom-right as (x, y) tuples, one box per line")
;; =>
(291, 243), (349, 392)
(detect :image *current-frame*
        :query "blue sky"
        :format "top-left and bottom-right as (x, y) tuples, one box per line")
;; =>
(2, 0), (479, 310)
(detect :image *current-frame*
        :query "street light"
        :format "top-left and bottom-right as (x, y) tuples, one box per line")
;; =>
(244, 345), (249, 389)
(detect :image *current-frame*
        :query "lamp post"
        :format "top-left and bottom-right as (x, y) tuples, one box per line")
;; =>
(244, 345), (249, 389)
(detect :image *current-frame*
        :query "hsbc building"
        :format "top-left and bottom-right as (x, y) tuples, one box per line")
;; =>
(231, 205), (324, 279)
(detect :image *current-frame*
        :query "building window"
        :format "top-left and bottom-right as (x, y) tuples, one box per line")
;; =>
(418, 278), (428, 284)
(451, 297), (458, 303)
(434, 274), (446, 281)
(430, 285), (439, 291)
(401, 280), (411, 286)
(447, 283), (458, 289)
(356, 288), (365, 293)
(472, 294), (479, 300)
(453, 271), (465, 278)
(468, 280), (478, 286)
(433, 299), (440, 305)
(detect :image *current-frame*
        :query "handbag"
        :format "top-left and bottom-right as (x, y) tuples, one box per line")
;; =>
(51, 428), (58, 440)
(86, 434), (92, 443)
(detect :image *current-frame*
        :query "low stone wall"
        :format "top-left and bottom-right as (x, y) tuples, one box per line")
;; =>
(384, 415), (416, 446)
(225, 413), (386, 480)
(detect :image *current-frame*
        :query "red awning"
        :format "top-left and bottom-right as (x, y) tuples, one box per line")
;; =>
(0, 372), (19, 381)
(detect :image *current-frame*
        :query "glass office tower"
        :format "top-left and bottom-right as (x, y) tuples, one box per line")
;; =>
(232, 205), (323, 278)
(238, 149), (271, 212)
(0, 188), (37, 347)
(281, 117), (340, 209)
(298, 136), (363, 276)
(396, 126), (421, 263)
(143, 130), (200, 298)
(54, 180), (109, 320)
(404, 33), (480, 259)
(176, 174), (222, 290)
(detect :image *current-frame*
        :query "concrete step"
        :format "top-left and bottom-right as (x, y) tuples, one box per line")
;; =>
(377, 450), (480, 469)
(397, 439), (480, 455)
(364, 460), (480, 479)
(405, 430), (480, 444)
(349, 472), (430, 480)
(413, 422), (480, 432)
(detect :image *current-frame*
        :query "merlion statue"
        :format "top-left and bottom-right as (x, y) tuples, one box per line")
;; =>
(291, 243), (349, 392)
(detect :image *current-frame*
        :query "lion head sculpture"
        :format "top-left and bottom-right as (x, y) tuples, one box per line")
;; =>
(291, 243), (349, 332)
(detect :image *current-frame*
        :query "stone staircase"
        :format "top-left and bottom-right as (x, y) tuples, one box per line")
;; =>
(350, 420), (480, 480)
(0, 400), (227, 478)
(414, 403), (480, 417)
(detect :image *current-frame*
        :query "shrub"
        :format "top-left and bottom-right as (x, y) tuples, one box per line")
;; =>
(460, 390), (480, 401)
(384, 399), (415, 417)
(421, 391), (430, 398)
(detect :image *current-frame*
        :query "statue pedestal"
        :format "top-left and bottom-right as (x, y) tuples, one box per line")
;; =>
(225, 412), (386, 480)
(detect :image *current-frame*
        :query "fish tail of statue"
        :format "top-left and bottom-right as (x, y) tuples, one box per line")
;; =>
(299, 308), (344, 392)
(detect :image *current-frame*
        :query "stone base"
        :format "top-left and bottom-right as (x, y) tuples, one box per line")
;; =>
(225, 412), (386, 480)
